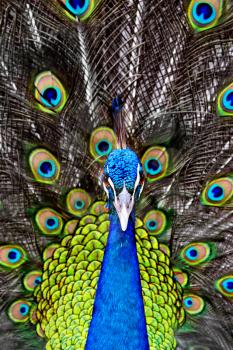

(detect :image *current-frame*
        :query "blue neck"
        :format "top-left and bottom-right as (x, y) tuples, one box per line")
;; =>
(85, 212), (149, 350)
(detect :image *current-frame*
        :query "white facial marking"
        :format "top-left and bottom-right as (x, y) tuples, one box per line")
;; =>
(132, 163), (142, 200)
(139, 181), (145, 199)
(114, 183), (133, 232)
(103, 182), (109, 199)
(108, 177), (117, 198)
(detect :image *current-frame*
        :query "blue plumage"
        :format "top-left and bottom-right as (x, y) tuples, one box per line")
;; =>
(104, 149), (143, 192)
(86, 149), (148, 349)
(85, 213), (149, 350)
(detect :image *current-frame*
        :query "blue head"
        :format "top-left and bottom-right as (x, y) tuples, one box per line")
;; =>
(103, 149), (145, 231)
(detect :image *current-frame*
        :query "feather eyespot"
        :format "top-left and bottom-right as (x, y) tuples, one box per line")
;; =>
(173, 268), (189, 288)
(188, 1), (223, 31)
(0, 245), (27, 269)
(59, 0), (97, 20)
(23, 271), (42, 292)
(215, 275), (233, 298)
(143, 210), (167, 236)
(89, 127), (117, 164)
(34, 71), (67, 114)
(66, 189), (92, 216)
(217, 83), (233, 116)
(142, 146), (169, 182)
(183, 294), (205, 315)
(8, 300), (31, 323)
(35, 208), (63, 235)
(201, 177), (233, 206)
(29, 148), (60, 184)
(180, 242), (213, 266)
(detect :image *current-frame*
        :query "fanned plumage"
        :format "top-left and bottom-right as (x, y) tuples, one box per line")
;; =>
(0, 0), (233, 349)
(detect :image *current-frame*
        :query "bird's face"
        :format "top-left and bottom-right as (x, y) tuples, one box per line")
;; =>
(103, 149), (145, 231)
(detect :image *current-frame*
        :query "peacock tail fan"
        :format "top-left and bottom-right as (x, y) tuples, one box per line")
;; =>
(0, 0), (233, 349)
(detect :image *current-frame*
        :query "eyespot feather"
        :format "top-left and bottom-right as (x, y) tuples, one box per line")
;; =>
(183, 294), (205, 315)
(141, 146), (169, 182)
(34, 71), (67, 113)
(180, 242), (214, 266)
(66, 189), (92, 217)
(8, 300), (31, 323)
(0, 245), (27, 269)
(59, 0), (100, 21)
(215, 274), (233, 298)
(217, 83), (233, 117)
(173, 268), (189, 288)
(201, 177), (233, 207)
(187, 0), (223, 31)
(35, 208), (63, 235)
(23, 271), (42, 291)
(89, 127), (117, 164)
(143, 210), (167, 236)
(29, 148), (60, 184)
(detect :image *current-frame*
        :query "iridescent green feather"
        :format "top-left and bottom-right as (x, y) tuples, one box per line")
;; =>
(33, 206), (184, 350)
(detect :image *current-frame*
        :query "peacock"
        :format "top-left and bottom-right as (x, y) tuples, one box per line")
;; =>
(0, 0), (233, 349)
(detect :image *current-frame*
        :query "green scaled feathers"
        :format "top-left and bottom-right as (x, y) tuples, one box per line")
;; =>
(31, 205), (184, 350)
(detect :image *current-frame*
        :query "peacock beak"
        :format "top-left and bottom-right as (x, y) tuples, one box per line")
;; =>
(114, 184), (134, 232)
(117, 202), (132, 232)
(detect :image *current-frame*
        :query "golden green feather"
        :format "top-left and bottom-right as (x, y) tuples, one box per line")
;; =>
(33, 207), (184, 350)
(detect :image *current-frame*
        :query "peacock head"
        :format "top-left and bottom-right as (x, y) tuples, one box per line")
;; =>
(102, 149), (145, 231)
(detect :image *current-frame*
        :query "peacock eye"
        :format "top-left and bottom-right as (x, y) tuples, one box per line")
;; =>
(90, 127), (117, 164)
(142, 146), (169, 182)
(217, 83), (233, 116)
(186, 247), (199, 260)
(34, 71), (67, 114)
(35, 208), (63, 236)
(96, 140), (112, 156)
(0, 245), (27, 269)
(8, 300), (31, 323)
(59, 0), (97, 20)
(148, 220), (157, 229)
(173, 268), (189, 288)
(201, 177), (233, 206)
(215, 275), (233, 298)
(29, 148), (60, 184)
(66, 189), (92, 216)
(143, 210), (167, 235)
(145, 159), (162, 175)
(23, 271), (42, 291)
(180, 242), (213, 266)
(39, 160), (55, 177)
(183, 294), (205, 315)
(188, 0), (223, 31)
